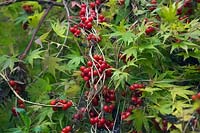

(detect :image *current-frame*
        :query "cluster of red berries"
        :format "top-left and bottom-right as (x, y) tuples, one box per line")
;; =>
(50, 99), (73, 111)
(11, 100), (26, 117)
(22, 4), (33, 13)
(148, 0), (157, 11)
(103, 104), (115, 113)
(87, 33), (101, 42)
(129, 83), (145, 106)
(61, 125), (72, 133)
(9, 80), (25, 95)
(70, 1), (106, 43)
(69, 25), (81, 37)
(89, 116), (114, 130)
(80, 55), (112, 82)
(102, 86), (116, 103)
(177, 0), (200, 23)
(73, 107), (86, 120)
(121, 105), (135, 121)
(191, 92), (200, 101)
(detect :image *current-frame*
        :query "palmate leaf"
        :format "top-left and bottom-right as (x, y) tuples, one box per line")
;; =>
(0, 55), (18, 72)
(26, 49), (44, 67)
(43, 55), (65, 77)
(170, 86), (194, 103)
(130, 109), (149, 132)
(158, 2), (178, 23)
(110, 31), (135, 45)
(66, 54), (84, 71)
(51, 20), (68, 38)
(110, 68), (129, 89)
(28, 11), (44, 28)
(172, 101), (192, 115)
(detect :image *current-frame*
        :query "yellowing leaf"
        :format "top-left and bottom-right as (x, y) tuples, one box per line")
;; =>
(170, 86), (194, 102)
(51, 20), (68, 38)
(28, 11), (44, 28)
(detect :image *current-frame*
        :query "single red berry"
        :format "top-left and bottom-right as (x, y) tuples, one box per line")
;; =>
(80, 66), (85, 71)
(83, 68), (90, 74)
(9, 80), (16, 87)
(62, 104), (69, 110)
(19, 103), (25, 108)
(67, 101), (73, 107)
(17, 99), (24, 104)
(81, 4), (86, 8)
(87, 61), (93, 67)
(90, 117), (96, 125)
(83, 76), (90, 81)
(50, 100), (57, 105)
(145, 27), (155, 35)
(90, 2), (96, 8)
(151, 0), (157, 4)
(96, 0), (101, 5)
(192, 95), (197, 101)
(197, 93), (200, 99)
(103, 105), (110, 113)
(99, 118), (106, 125)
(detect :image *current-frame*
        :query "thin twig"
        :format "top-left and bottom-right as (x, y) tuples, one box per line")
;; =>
(0, 72), (62, 107)
(19, 5), (53, 60)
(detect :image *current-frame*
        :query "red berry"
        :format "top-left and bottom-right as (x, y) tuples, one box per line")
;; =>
(103, 105), (110, 112)
(81, 4), (86, 8)
(19, 103), (25, 108)
(197, 93), (200, 99)
(192, 95), (197, 101)
(62, 104), (68, 110)
(90, 2), (96, 8)
(87, 61), (93, 67)
(83, 76), (90, 81)
(99, 118), (106, 125)
(151, 0), (157, 4)
(11, 107), (18, 116)
(81, 17), (87, 22)
(131, 96), (138, 103)
(96, 0), (101, 5)
(50, 100), (57, 105)
(17, 99), (24, 104)
(80, 66), (85, 71)
(86, 22), (92, 29)
(145, 27), (155, 35)
(90, 117), (96, 125)
(109, 104), (115, 111)
(67, 101), (73, 107)
(129, 85), (135, 91)
(65, 126), (72, 131)
(9, 80), (16, 87)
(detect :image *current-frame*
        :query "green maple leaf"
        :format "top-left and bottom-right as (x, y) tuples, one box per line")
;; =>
(131, 109), (149, 132)
(170, 86), (194, 102)
(43, 55), (65, 77)
(51, 20), (68, 38)
(28, 11), (44, 28)
(66, 54), (84, 71)
(0, 55), (18, 72)
(26, 49), (44, 67)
